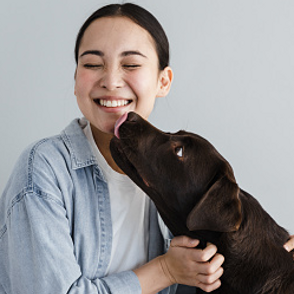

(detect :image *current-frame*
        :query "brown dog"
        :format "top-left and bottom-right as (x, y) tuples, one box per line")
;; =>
(110, 112), (294, 294)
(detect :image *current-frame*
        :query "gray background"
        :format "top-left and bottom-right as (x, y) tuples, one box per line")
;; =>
(1, 0), (294, 232)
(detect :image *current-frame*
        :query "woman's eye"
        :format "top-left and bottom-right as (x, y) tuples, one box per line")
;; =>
(84, 64), (103, 69)
(123, 64), (141, 69)
(175, 147), (183, 158)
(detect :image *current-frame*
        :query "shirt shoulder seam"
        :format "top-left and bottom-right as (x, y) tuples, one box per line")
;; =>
(0, 188), (64, 240)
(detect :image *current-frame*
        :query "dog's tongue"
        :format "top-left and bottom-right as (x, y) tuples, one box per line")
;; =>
(114, 112), (128, 139)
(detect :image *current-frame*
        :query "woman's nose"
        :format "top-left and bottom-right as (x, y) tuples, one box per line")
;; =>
(99, 68), (124, 90)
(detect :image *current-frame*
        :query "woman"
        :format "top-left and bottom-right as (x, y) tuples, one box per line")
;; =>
(0, 3), (293, 294)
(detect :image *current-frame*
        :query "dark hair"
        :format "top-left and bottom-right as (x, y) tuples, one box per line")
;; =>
(74, 3), (169, 70)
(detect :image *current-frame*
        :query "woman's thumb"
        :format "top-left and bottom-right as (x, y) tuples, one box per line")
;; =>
(170, 236), (199, 248)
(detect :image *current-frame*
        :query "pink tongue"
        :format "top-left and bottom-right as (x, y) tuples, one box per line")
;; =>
(114, 112), (128, 139)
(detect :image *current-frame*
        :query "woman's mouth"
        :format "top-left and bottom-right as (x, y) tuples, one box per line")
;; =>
(94, 99), (132, 108)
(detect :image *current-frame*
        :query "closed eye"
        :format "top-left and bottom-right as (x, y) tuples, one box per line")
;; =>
(84, 64), (103, 69)
(123, 64), (141, 69)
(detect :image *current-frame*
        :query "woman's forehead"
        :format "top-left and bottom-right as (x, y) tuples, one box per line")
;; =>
(79, 16), (156, 56)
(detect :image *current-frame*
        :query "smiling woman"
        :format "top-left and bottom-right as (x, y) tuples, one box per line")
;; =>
(0, 3), (226, 294)
(74, 16), (172, 134)
(74, 15), (173, 174)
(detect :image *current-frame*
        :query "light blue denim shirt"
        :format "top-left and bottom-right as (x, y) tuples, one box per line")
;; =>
(0, 119), (176, 294)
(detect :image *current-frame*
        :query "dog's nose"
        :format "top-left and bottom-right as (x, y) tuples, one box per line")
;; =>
(127, 111), (139, 122)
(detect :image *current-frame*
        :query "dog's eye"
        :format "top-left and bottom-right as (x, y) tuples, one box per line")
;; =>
(175, 147), (183, 158)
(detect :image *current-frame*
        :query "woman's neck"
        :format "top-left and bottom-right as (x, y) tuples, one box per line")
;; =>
(90, 124), (124, 174)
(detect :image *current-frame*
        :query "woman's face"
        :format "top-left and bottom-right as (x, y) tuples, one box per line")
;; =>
(75, 16), (172, 134)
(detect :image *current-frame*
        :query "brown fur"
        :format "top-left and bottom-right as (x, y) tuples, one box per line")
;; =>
(110, 112), (294, 294)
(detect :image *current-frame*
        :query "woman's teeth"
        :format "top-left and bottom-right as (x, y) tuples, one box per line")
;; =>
(98, 99), (130, 108)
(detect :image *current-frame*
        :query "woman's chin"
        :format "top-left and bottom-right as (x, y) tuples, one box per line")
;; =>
(90, 121), (115, 138)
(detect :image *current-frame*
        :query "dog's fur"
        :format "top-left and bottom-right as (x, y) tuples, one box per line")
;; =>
(110, 112), (294, 294)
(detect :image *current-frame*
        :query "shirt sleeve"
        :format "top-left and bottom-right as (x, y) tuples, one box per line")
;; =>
(0, 190), (141, 294)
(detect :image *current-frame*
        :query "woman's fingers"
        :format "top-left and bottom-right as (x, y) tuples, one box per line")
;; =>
(197, 277), (222, 293)
(197, 252), (225, 274)
(195, 250), (224, 292)
(163, 236), (225, 289)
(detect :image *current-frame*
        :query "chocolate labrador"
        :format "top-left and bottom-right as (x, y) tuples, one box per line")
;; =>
(110, 112), (294, 294)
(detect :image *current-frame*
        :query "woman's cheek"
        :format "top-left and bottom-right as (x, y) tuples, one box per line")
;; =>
(76, 69), (97, 88)
(129, 72), (156, 96)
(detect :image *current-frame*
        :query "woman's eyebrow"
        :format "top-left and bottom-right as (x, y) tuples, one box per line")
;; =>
(80, 50), (104, 58)
(120, 51), (147, 58)
(79, 50), (147, 58)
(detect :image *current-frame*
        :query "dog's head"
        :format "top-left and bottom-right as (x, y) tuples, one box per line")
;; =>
(110, 112), (242, 238)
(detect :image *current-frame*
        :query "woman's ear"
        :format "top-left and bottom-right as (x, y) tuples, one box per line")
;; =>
(157, 66), (173, 98)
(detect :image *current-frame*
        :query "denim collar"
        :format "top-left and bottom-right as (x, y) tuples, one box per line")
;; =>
(61, 118), (98, 170)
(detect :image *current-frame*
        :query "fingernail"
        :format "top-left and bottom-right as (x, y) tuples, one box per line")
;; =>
(189, 239), (199, 245)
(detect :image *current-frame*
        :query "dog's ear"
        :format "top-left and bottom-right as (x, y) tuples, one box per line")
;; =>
(186, 176), (242, 232)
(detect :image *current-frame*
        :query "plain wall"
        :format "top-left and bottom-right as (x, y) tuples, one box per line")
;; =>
(1, 0), (294, 232)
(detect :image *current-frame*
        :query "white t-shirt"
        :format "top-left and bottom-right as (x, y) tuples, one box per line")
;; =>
(83, 120), (150, 275)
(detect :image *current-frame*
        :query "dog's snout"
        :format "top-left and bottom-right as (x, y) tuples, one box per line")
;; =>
(127, 111), (139, 122)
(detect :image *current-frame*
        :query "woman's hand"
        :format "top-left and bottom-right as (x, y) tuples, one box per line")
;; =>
(134, 235), (224, 294)
(159, 235), (224, 292)
(284, 235), (294, 252)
